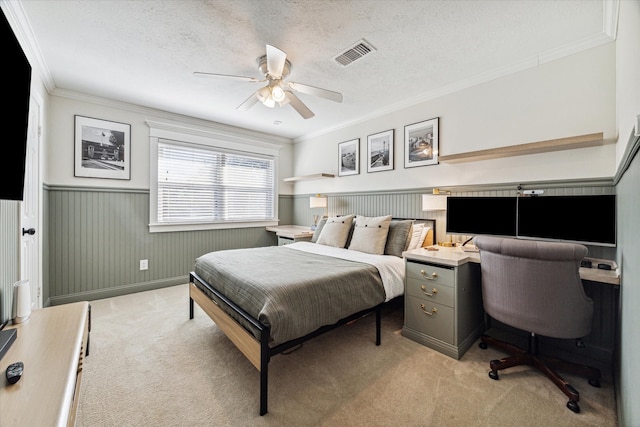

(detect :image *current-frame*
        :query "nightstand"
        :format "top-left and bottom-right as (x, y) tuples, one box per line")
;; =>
(266, 225), (314, 246)
(402, 247), (484, 359)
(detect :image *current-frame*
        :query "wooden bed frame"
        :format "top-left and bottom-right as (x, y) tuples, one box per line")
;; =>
(188, 218), (435, 415)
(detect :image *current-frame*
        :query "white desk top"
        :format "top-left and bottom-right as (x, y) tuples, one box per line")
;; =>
(404, 245), (620, 286)
(266, 225), (314, 239)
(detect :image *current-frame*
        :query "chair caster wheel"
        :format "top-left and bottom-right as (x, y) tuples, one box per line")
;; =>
(488, 370), (499, 380)
(479, 342), (488, 349)
(567, 400), (580, 413)
(589, 379), (601, 388)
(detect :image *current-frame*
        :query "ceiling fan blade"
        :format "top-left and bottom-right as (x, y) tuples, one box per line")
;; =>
(266, 44), (287, 78)
(193, 72), (261, 83)
(285, 91), (314, 119)
(237, 92), (259, 111)
(287, 81), (343, 103)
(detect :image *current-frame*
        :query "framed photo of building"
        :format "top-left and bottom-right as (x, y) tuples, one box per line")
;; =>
(367, 129), (394, 173)
(74, 115), (131, 180)
(338, 138), (360, 176)
(404, 117), (439, 168)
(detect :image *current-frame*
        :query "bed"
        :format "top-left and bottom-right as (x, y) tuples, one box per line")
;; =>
(188, 215), (435, 415)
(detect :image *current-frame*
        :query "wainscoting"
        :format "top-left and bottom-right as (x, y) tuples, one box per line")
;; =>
(45, 187), (279, 305)
(0, 201), (20, 324)
(39, 180), (615, 306)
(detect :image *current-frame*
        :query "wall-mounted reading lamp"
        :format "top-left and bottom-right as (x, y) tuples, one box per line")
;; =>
(310, 194), (328, 230)
(422, 190), (454, 246)
(421, 194), (448, 211)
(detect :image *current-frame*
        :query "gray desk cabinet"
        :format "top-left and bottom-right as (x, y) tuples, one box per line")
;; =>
(402, 256), (484, 359)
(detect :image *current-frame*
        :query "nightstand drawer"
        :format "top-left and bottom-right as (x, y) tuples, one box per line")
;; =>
(405, 277), (455, 307)
(406, 262), (454, 287)
(405, 295), (454, 344)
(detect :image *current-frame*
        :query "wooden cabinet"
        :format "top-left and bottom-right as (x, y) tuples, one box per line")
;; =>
(402, 256), (484, 359)
(0, 302), (90, 427)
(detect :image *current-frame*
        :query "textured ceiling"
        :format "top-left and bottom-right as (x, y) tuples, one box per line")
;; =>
(14, 0), (609, 141)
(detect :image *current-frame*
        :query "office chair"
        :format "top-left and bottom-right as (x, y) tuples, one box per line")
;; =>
(474, 236), (601, 414)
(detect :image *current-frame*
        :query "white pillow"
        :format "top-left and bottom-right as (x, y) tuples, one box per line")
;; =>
(316, 215), (355, 248)
(407, 223), (424, 249)
(408, 224), (431, 249)
(348, 215), (392, 255)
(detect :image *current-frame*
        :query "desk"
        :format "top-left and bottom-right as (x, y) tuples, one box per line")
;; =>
(402, 245), (619, 366)
(1, 302), (90, 427)
(266, 225), (314, 245)
(404, 245), (620, 286)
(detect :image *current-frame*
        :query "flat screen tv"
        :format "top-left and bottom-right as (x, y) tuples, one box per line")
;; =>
(1, 7), (31, 201)
(517, 195), (616, 247)
(446, 196), (517, 237)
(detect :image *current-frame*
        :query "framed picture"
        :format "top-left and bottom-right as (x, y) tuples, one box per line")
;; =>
(74, 115), (131, 180)
(338, 138), (360, 176)
(404, 117), (439, 168)
(367, 129), (394, 173)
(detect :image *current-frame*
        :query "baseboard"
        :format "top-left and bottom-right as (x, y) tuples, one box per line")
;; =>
(47, 276), (188, 306)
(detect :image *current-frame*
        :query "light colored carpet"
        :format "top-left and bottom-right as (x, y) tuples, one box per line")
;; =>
(76, 284), (617, 426)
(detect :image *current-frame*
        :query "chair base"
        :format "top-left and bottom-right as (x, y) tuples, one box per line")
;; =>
(479, 333), (601, 413)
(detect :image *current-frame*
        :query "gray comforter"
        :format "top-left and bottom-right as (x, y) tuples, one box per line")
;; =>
(194, 245), (386, 345)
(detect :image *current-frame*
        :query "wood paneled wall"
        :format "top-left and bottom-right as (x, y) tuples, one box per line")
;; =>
(46, 187), (277, 304)
(0, 201), (20, 325)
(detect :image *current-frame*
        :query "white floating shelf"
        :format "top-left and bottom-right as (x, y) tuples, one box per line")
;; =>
(283, 173), (335, 182)
(439, 132), (606, 163)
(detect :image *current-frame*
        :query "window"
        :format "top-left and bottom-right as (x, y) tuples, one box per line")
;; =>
(148, 121), (281, 233)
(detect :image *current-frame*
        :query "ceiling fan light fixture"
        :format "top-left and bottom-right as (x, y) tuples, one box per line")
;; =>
(271, 85), (285, 102)
(263, 97), (276, 108)
(256, 86), (271, 103)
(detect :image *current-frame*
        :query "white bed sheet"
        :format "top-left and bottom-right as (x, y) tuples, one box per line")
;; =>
(285, 241), (405, 302)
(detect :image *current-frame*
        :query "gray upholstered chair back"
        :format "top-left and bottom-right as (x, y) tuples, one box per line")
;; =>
(474, 236), (593, 339)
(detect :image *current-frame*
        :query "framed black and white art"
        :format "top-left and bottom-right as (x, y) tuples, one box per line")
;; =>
(367, 129), (394, 173)
(404, 117), (439, 168)
(338, 138), (359, 176)
(74, 115), (131, 180)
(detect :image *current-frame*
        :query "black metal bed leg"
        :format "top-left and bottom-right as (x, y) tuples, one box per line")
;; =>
(189, 296), (194, 319)
(260, 330), (270, 416)
(375, 306), (381, 346)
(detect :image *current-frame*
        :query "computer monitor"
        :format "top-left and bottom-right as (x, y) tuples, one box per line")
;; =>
(446, 197), (517, 237)
(517, 195), (616, 247)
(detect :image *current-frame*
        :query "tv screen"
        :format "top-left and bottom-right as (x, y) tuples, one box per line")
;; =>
(517, 195), (616, 246)
(1, 7), (31, 201)
(446, 197), (517, 237)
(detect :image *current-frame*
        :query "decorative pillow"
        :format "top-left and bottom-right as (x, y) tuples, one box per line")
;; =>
(311, 217), (327, 243)
(348, 215), (392, 255)
(384, 219), (413, 257)
(316, 215), (355, 248)
(407, 223), (424, 250)
(419, 226), (431, 247)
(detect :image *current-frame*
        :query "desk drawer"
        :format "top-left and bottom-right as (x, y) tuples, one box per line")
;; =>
(406, 261), (454, 287)
(406, 277), (454, 307)
(405, 295), (454, 344)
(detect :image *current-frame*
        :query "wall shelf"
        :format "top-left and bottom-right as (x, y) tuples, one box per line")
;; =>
(439, 132), (606, 164)
(283, 173), (334, 182)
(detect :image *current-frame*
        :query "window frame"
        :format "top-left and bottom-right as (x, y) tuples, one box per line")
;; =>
(148, 120), (281, 233)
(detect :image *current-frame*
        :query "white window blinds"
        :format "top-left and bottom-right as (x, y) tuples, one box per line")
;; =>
(157, 140), (275, 224)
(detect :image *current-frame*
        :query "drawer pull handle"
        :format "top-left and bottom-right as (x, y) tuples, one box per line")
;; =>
(420, 285), (438, 297)
(420, 269), (438, 280)
(420, 304), (438, 316)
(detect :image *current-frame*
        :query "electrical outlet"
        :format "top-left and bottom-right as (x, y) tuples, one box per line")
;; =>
(140, 259), (148, 271)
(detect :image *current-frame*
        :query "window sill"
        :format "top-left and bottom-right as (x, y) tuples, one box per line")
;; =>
(149, 220), (279, 233)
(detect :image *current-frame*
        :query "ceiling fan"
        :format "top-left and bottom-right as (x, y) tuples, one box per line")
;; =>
(194, 44), (343, 119)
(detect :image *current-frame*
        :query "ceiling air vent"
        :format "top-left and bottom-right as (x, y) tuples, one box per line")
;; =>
(333, 39), (376, 67)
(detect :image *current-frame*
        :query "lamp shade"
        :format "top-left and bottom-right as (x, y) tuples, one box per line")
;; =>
(422, 194), (448, 211)
(310, 195), (328, 209)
